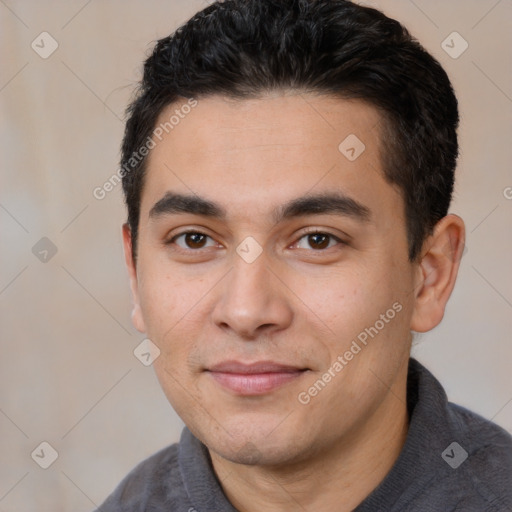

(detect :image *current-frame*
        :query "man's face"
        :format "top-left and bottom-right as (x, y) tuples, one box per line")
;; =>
(126, 93), (421, 466)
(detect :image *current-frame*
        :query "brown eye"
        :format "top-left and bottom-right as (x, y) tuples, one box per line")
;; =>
(307, 233), (330, 250)
(169, 231), (216, 250)
(295, 232), (343, 251)
(184, 233), (207, 248)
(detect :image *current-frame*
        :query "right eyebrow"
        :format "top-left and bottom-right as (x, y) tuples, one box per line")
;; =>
(149, 192), (227, 220)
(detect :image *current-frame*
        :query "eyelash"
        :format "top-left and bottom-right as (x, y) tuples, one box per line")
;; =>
(166, 229), (346, 253)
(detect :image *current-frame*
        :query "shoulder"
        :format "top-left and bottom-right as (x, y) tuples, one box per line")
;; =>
(447, 400), (512, 467)
(448, 400), (512, 448)
(96, 443), (185, 511)
(397, 359), (512, 511)
(442, 401), (512, 510)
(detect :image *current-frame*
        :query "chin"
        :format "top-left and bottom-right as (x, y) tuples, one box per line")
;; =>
(200, 420), (311, 467)
(214, 441), (298, 467)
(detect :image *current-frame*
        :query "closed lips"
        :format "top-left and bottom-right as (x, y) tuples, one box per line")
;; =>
(206, 361), (308, 395)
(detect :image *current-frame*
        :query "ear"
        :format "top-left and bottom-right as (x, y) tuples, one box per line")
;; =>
(410, 214), (465, 333)
(122, 224), (146, 333)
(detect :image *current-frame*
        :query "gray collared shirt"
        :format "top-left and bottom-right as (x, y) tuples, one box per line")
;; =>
(96, 358), (512, 511)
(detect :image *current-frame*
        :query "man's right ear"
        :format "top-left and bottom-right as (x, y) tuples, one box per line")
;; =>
(122, 223), (146, 333)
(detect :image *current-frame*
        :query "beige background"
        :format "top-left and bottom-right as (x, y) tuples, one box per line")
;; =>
(1, 0), (511, 510)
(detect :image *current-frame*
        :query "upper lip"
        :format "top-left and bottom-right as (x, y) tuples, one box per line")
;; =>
(207, 360), (306, 374)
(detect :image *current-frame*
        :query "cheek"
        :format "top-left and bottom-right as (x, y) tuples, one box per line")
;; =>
(296, 266), (379, 331)
(137, 261), (203, 335)
(312, 262), (410, 347)
(138, 279), (177, 336)
(137, 264), (212, 373)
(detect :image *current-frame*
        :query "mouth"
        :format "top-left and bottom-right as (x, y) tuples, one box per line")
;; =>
(205, 360), (309, 395)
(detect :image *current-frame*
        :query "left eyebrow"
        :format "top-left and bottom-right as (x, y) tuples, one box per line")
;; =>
(274, 192), (372, 224)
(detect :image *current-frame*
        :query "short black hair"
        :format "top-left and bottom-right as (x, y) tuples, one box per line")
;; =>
(121, 0), (459, 262)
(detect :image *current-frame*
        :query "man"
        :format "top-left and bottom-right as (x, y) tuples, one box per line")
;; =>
(98, 0), (512, 510)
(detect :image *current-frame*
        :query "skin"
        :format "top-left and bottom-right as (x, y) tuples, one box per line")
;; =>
(123, 92), (465, 511)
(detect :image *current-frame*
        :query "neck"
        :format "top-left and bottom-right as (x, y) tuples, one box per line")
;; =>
(209, 363), (410, 512)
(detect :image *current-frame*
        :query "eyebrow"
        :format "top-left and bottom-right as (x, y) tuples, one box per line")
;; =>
(149, 191), (371, 224)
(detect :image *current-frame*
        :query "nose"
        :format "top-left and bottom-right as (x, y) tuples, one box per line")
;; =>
(211, 250), (294, 340)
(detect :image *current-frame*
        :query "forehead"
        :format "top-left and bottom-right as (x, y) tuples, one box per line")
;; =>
(150, 92), (382, 163)
(140, 92), (400, 225)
